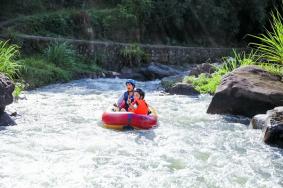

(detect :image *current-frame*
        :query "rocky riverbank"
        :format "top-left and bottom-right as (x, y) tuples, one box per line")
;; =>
(160, 64), (283, 148)
(0, 74), (16, 126)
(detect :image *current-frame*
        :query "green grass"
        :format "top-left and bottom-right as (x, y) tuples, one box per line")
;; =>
(19, 57), (72, 88)
(13, 82), (25, 98)
(259, 63), (283, 76)
(184, 50), (260, 94)
(119, 43), (148, 67)
(45, 42), (76, 67)
(184, 49), (283, 94)
(0, 40), (22, 79)
(184, 73), (222, 94)
(250, 9), (283, 64)
(19, 42), (102, 88)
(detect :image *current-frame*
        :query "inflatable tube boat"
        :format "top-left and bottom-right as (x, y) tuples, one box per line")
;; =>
(102, 107), (158, 130)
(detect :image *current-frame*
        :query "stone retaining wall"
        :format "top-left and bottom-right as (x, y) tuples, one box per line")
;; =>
(5, 34), (239, 71)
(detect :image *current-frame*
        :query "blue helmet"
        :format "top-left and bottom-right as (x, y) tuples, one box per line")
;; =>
(125, 79), (136, 87)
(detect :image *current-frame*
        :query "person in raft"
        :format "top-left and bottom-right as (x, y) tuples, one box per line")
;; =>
(128, 88), (149, 115)
(116, 79), (136, 111)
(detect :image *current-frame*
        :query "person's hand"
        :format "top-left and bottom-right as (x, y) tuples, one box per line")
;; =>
(127, 98), (131, 105)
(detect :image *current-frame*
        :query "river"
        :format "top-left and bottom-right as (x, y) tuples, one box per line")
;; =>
(1, 78), (283, 188)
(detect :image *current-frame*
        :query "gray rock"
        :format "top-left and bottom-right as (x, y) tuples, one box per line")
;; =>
(165, 83), (200, 96)
(140, 62), (182, 79)
(0, 73), (14, 113)
(207, 66), (283, 117)
(250, 106), (283, 129)
(189, 63), (216, 77)
(161, 74), (188, 90)
(0, 112), (16, 126)
(250, 114), (267, 129)
(264, 123), (283, 148)
(264, 106), (283, 150)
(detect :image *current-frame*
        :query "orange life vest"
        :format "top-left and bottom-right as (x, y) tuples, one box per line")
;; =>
(129, 99), (149, 115)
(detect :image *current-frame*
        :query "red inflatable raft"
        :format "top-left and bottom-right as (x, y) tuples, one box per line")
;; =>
(102, 107), (158, 130)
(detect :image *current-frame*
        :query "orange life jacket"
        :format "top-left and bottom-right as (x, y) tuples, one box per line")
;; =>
(129, 99), (149, 115)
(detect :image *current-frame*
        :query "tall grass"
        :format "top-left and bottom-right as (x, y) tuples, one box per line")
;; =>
(0, 40), (21, 79)
(45, 42), (76, 68)
(120, 43), (148, 67)
(20, 56), (72, 88)
(250, 9), (283, 64)
(20, 42), (102, 88)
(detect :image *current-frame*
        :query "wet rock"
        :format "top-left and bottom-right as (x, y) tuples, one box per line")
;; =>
(0, 112), (16, 126)
(140, 62), (182, 79)
(251, 106), (283, 129)
(264, 123), (283, 148)
(10, 112), (17, 117)
(101, 71), (120, 78)
(0, 106), (5, 113)
(207, 66), (283, 117)
(250, 114), (267, 129)
(165, 83), (199, 96)
(189, 63), (216, 77)
(161, 73), (188, 90)
(0, 73), (14, 113)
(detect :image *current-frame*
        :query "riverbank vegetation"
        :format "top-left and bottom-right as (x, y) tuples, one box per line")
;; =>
(0, 40), (102, 94)
(184, 8), (283, 94)
(1, 0), (281, 46)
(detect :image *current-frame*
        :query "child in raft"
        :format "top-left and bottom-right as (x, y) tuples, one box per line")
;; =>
(128, 88), (149, 115)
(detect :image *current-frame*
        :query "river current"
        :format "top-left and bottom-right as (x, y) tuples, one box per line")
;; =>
(1, 78), (283, 188)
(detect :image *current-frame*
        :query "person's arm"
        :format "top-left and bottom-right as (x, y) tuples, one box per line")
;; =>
(128, 100), (138, 111)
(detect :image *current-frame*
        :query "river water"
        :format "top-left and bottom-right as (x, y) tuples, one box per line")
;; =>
(1, 78), (283, 188)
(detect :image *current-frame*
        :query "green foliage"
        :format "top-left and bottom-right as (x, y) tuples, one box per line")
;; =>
(19, 56), (72, 88)
(19, 41), (102, 88)
(120, 43), (148, 66)
(259, 63), (283, 76)
(44, 42), (76, 68)
(13, 82), (25, 98)
(219, 50), (259, 74)
(250, 9), (283, 64)
(184, 50), (260, 94)
(2, 0), (275, 46)
(0, 40), (22, 79)
(184, 73), (222, 94)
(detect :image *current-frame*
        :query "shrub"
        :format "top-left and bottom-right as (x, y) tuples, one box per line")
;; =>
(119, 43), (148, 67)
(250, 9), (283, 64)
(0, 40), (22, 79)
(44, 42), (76, 68)
(184, 50), (259, 94)
(19, 56), (72, 88)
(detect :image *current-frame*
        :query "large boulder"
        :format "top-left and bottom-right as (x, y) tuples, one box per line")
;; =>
(165, 83), (200, 96)
(207, 66), (283, 117)
(140, 62), (182, 79)
(0, 73), (14, 114)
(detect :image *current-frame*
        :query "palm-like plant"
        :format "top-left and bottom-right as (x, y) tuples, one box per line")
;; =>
(250, 9), (283, 64)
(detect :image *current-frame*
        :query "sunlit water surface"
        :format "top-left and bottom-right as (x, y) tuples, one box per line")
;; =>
(1, 78), (283, 188)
